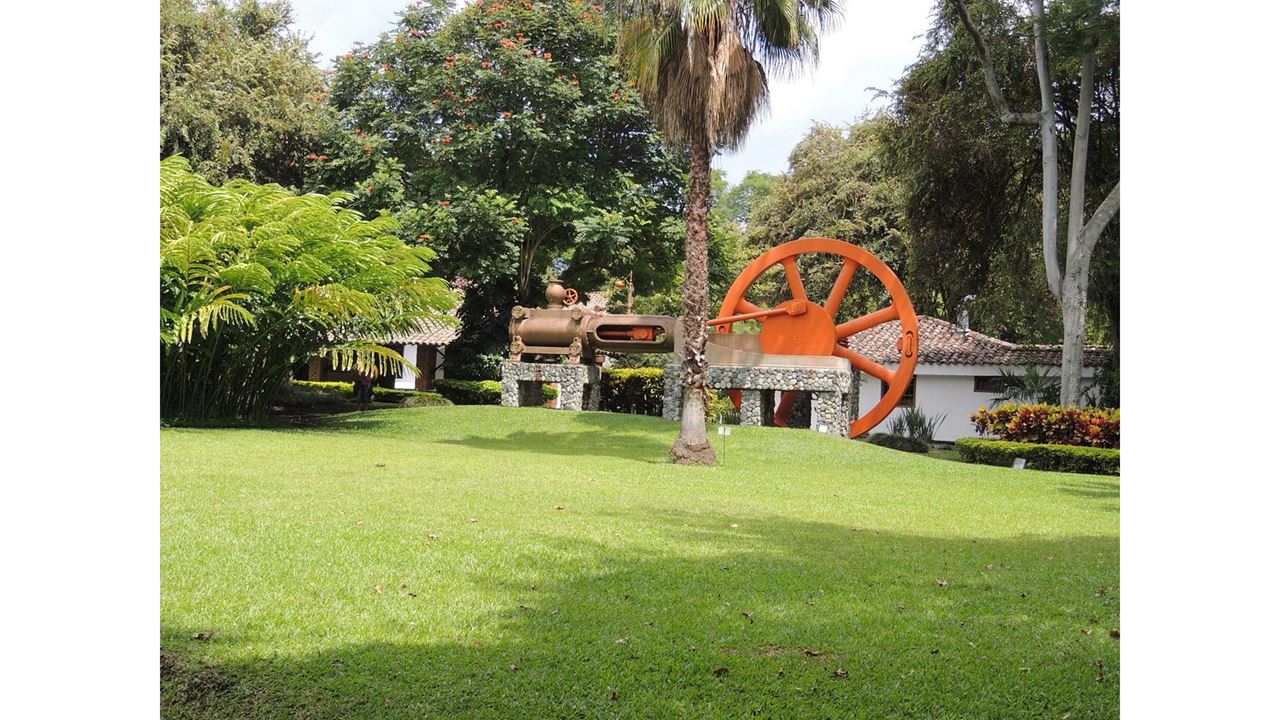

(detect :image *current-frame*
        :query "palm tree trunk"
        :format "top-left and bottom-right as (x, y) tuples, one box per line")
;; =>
(670, 132), (716, 465)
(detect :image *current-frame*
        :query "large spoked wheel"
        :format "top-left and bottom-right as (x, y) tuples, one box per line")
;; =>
(710, 237), (918, 438)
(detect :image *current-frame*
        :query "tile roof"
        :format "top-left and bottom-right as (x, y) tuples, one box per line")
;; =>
(844, 315), (1109, 367)
(385, 316), (459, 346)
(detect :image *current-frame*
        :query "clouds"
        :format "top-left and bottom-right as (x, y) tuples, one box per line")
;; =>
(289, 0), (936, 184)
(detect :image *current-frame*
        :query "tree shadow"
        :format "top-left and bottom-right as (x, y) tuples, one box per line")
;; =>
(161, 511), (1119, 719)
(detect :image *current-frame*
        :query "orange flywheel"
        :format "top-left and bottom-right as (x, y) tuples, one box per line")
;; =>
(710, 238), (918, 438)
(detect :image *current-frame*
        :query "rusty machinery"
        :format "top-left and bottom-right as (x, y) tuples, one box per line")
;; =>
(508, 238), (917, 437)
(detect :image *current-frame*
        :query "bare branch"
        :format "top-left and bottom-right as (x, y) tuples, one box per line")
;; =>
(1081, 182), (1120, 255)
(948, 0), (1041, 125)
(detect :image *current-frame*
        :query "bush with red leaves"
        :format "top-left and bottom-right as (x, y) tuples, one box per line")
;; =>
(971, 404), (1119, 449)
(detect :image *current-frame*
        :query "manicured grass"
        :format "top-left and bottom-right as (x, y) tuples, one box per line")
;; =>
(161, 406), (1119, 719)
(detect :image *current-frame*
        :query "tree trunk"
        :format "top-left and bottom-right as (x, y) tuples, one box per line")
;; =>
(670, 132), (716, 465)
(950, 0), (1121, 408)
(1059, 255), (1090, 407)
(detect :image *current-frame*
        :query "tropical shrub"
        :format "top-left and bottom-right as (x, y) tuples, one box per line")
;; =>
(866, 433), (930, 453)
(888, 406), (947, 442)
(955, 438), (1119, 476)
(971, 404), (1119, 448)
(160, 157), (456, 419)
(993, 366), (1061, 405)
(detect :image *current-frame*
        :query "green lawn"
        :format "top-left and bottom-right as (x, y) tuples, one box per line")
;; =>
(161, 406), (1119, 719)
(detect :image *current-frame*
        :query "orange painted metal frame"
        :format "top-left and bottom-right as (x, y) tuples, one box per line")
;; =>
(710, 238), (919, 438)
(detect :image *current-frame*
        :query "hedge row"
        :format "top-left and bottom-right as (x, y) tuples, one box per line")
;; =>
(599, 368), (735, 420)
(971, 404), (1119, 448)
(288, 381), (452, 407)
(434, 379), (557, 405)
(955, 438), (1119, 476)
(600, 368), (665, 416)
(866, 433), (929, 453)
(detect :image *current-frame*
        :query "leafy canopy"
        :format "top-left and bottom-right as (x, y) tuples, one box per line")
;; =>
(160, 0), (331, 187)
(160, 156), (456, 419)
(308, 0), (686, 364)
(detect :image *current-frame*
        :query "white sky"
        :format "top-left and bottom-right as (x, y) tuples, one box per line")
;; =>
(289, 0), (937, 184)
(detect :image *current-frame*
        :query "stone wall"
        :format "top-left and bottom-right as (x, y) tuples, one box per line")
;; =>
(500, 362), (601, 411)
(662, 363), (857, 438)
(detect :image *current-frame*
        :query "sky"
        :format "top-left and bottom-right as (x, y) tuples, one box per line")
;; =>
(289, 0), (937, 185)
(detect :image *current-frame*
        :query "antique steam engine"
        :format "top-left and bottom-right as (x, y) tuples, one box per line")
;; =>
(501, 238), (919, 439)
(507, 279), (676, 364)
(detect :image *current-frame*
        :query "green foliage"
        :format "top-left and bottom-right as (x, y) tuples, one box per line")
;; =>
(971, 404), (1119, 448)
(445, 348), (505, 381)
(600, 368), (666, 416)
(434, 378), (504, 405)
(993, 366), (1061, 405)
(308, 0), (685, 357)
(718, 170), (777, 227)
(160, 157), (457, 419)
(704, 389), (737, 424)
(887, 406), (947, 443)
(744, 120), (909, 318)
(286, 381), (452, 407)
(880, 0), (1119, 344)
(956, 438), (1119, 476)
(866, 433), (930, 453)
(160, 0), (331, 187)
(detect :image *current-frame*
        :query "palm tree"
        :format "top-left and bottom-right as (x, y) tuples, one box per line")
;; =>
(615, 0), (841, 464)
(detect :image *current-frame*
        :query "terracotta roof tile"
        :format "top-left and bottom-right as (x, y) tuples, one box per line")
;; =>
(385, 316), (458, 346)
(844, 315), (1109, 367)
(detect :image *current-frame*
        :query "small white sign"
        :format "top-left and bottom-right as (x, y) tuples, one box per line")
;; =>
(1012, 458), (1027, 469)
(817, 424), (829, 434)
(718, 426), (732, 436)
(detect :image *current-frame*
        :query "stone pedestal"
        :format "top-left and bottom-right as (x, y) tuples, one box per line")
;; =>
(501, 362), (601, 411)
(662, 363), (857, 438)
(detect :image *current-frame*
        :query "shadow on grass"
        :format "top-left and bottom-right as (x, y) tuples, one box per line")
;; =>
(161, 510), (1119, 719)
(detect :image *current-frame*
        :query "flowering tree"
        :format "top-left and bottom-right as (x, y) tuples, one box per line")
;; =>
(307, 0), (685, 365)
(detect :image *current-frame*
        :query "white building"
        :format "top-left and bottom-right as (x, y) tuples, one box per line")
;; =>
(847, 316), (1110, 442)
(298, 317), (456, 391)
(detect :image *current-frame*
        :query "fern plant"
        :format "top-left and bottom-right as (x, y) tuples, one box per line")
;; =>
(160, 156), (457, 419)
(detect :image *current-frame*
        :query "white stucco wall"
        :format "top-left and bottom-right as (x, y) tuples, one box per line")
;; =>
(393, 344), (447, 390)
(856, 364), (1099, 442)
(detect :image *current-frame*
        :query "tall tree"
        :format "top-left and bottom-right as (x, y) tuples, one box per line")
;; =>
(747, 119), (909, 320)
(947, 0), (1119, 405)
(719, 170), (778, 227)
(309, 0), (684, 373)
(615, 0), (842, 464)
(160, 0), (330, 187)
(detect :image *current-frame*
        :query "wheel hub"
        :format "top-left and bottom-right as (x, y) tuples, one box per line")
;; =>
(759, 300), (836, 356)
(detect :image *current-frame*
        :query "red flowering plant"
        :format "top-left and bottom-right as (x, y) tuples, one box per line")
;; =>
(971, 404), (1119, 449)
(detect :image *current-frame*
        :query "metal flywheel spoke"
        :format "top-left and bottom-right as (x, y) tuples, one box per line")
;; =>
(824, 259), (858, 318)
(834, 345), (894, 383)
(780, 257), (807, 301)
(835, 306), (898, 339)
